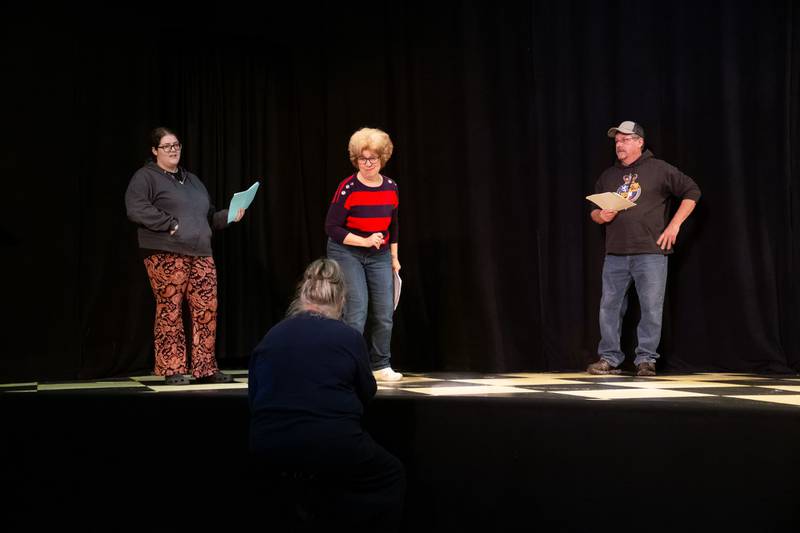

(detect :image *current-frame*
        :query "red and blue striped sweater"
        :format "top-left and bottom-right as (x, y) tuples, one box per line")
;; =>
(325, 174), (399, 246)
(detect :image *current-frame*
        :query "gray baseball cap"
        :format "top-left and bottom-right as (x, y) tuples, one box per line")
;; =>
(607, 121), (645, 138)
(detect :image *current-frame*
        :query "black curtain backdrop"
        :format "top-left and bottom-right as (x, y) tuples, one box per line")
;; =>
(1, 1), (798, 381)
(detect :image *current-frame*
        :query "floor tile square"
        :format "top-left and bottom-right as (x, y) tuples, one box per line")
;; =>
(399, 385), (541, 396)
(654, 373), (769, 382)
(754, 385), (800, 393)
(550, 388), (711, 400)
(149, 383), (248, 392)
(729, 394), (800, 407)
(38, 381), (147, 391)
(0, 382), (37, 388)
(597, 380), (746, 389)
(452, 377), (586, 386)
(503, 372), (591, 379)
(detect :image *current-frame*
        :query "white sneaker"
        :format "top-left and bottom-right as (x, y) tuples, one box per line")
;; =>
(373, 367), (403, 382)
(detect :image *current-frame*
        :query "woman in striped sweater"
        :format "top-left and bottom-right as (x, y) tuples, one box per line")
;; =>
(325, 127), (403, 382)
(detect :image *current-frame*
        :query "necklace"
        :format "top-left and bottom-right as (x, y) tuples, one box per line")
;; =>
(162, 167), (184, 184)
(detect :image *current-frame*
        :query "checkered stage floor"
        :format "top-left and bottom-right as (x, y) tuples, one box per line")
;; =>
(3, 371), (800, 408)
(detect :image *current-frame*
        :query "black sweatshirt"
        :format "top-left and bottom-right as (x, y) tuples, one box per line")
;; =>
(594, 150), (702, 255)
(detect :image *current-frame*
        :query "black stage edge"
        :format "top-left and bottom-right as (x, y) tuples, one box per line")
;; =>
(4, 390), (800, 531)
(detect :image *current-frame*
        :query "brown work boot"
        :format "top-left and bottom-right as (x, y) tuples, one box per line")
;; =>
(586, 359), (622, 375)
(636, 362), (656, 376)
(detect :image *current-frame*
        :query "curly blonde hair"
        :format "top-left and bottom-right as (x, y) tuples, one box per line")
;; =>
(348, 127), (394, 168)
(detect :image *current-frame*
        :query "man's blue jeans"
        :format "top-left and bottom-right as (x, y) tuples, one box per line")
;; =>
(598, 254), (668, 367)
(326, 239), (395, 371)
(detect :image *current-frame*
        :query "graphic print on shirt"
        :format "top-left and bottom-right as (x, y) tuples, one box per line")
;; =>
(616, 173), (641, 202)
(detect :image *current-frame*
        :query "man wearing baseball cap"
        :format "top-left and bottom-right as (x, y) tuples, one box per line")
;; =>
(586, 121), (701, 376)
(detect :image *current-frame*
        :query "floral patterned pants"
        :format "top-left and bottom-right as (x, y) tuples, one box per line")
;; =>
(143, 253), (219, 378)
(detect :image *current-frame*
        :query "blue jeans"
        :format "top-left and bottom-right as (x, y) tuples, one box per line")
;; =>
(326, 239), (395, 371)
(598, 254), (668, 367)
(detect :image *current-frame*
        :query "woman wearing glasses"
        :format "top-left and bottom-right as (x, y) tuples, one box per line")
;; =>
(325, 127), (403, 382)
(125, 126), (244, 385)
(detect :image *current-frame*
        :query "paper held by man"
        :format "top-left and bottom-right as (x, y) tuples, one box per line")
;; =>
(586, 192), (637, 211)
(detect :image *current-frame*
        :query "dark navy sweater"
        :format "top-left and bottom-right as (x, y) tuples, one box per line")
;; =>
(248, 313), (377, 465)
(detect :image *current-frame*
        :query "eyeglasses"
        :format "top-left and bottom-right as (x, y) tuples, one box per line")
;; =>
(158, 142), (182, 152)
(357, 156), (380, 165)
(615, 136), (640, 144)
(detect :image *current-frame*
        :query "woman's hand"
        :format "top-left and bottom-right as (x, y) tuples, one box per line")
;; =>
(392, 256), (401, 272)
(363, 233), (385, 249)
(234, 208), (245, 222)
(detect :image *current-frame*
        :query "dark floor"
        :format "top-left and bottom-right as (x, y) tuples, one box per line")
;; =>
(3, 371), (800, 531)
(4, 370), (800, 411)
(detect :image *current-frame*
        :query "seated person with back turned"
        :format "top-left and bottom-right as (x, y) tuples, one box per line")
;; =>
(248, 258), (405, 531)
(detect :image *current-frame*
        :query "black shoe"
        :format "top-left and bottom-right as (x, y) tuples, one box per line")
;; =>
(194, 371), (233, 384)
(164, 374), (190, 385)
